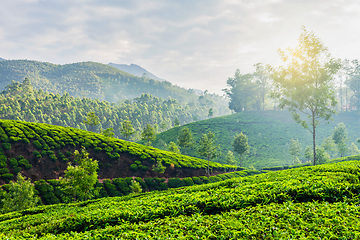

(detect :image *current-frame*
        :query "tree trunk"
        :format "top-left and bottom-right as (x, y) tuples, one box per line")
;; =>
(312, 115), (316, 166)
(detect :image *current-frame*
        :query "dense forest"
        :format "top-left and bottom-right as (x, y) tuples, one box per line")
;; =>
(0, 79), (227, 140)
(0, 60), (230, 115)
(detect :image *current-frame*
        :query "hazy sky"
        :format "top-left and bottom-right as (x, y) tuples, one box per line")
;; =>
(1, 0), (359, 94)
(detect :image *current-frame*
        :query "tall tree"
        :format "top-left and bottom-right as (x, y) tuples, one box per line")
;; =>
(120, 117), (136, 140)
(289, 139), (302, 164)
(167, 141), (180, 154)
(345, 59), (360, 110)
(198, 131), (221, 177)
(1, 173), (40, 213)
(272, 27), (341, 165)
(83, 112), (100, 132)
(223, 70), (256, 112)
(59, 147), (99, 202)
(177, 127), (194, 155)
(332, 122), (349, 157)
(141, 124), (156, 146)
(253, 63), (271, 110)
(232, 132), (250, 167)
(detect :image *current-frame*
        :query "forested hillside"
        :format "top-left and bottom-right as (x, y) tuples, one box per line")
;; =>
(149, 110), (360, 169)
(108, 63), (166, 82)
(0, 79), (226, 139)
(1, 159), (360, 238)
(0, 60), (230, 115)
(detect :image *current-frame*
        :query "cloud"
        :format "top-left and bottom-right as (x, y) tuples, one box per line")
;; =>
(1, 0), (360, 93)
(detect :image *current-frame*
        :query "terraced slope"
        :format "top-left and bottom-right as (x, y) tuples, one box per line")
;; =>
(1, 160), (360, 239)
(0, 119), (237, 184)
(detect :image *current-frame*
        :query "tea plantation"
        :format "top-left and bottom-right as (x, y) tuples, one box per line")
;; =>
(149, 110), (360, 169)
(1, 160), (360, 238)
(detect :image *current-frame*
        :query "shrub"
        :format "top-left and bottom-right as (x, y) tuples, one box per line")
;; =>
(130, 164), (138, 171)
(103, 179), (121, 197)
(192, 177), (202, 185)
(13, 167), (21, 175)
(209, 176), (222, 183)
(135, 177), (147, 191)
(113, 178), (131, 195)
(2, 143), (11, 151)
(168, 178), (185, 188)
(139, 165), (148, 171)
(9, 158), (18, 168)
(1, 173), (14, 183)
(33, 151), (42, 159)
(183, 177), (194, 186)
(134, 161), (142, 165)
(0, 168), (9, 174)
(32, 140), (42, 150)
(94, 147), (102, 152)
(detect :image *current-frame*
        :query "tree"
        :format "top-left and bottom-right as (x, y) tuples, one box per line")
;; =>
(130, 180), (142, 194)
(59, 147), (99, 202)
(272, 27), (341, 165)
(224, 150), (237, 165)
(167, 141), (180, 154)
(177, 127), (194, 155)
(120, 118), (136, 140)
(315, 147), (329, 164)
(289, 139), (302, 164)
(152, 160), (166, 174)
(253, 63), (271, 110)
(232, 132), (250, 167)
(321, 136), (336, 158)
(174, 117), (180, 127)
(141, 124), (156, 146)
(304, 146), (312, 163)
(2, 173), (40, 213)
(223, 70), (256, 112)
(83, 112), (100, 132)
(208, 108), (213, 118)
(198, 131), (221, 177)
(344, 59), (360, 110)
(332, 122), (349, 157)
(348, 142), (360, 155)
(100, 127), (115, 138)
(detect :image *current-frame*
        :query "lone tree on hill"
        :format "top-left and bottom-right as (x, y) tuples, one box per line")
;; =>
(232, 132), (250, 167)
(120, 117), (136, 140)
(177, 127), (194, 155)
(60, 147), (99, 202)
(198, 131), (221, 177)
(272, 27), (341, 165)
(332, 122), (349, 157)
(141, 124), (156, 146)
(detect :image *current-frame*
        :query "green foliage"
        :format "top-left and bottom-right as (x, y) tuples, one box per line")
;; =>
(168, 178), (185, 188)
(272, 27), (341, 165)
(59, 147), (99, 201)
(167, 141), (180, 154)
(120, 118), (135, 140)
(8, 158), (18, 168)
(129, 179), (142, 194)
(332, 122), (349, 157)
(2, 173), (40, 213)
(1, 161), (360, 238)
(198, 131), (221, 176)
(152, 160), (166, 174)
(130, 164), (138, 171)
(1, 143), (11, 151)
(232, 132), (249, 167)
(141, 124), (156, 146)
(177, 127), (194, 155)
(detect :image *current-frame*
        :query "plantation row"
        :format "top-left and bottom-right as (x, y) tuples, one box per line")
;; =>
(0, 119), (237, 182)
(1, 160), (360, 238)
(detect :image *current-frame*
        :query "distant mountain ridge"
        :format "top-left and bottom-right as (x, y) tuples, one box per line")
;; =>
(0, 57), (5, 61)
(108, 63), (166, 82)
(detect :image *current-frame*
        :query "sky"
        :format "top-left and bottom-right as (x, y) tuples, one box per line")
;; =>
(1, 0), (360, 94)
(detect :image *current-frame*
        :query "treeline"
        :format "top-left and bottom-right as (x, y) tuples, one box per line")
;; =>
(0, 79), (226, 139)
(224, 60), (360, 112)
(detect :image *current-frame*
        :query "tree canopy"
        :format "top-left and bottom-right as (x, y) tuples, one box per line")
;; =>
(272, 27), (341, 165)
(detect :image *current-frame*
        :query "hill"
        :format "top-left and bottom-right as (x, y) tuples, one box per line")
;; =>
(108, 63), (165, 82)
(0, 119), (237, 185)
(0, 159), (359, 238)
(0, 58), (4, 61)
(148, 110), (360, 169)
(0, 79), (227, 139)
(0, 60), (230, 115)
